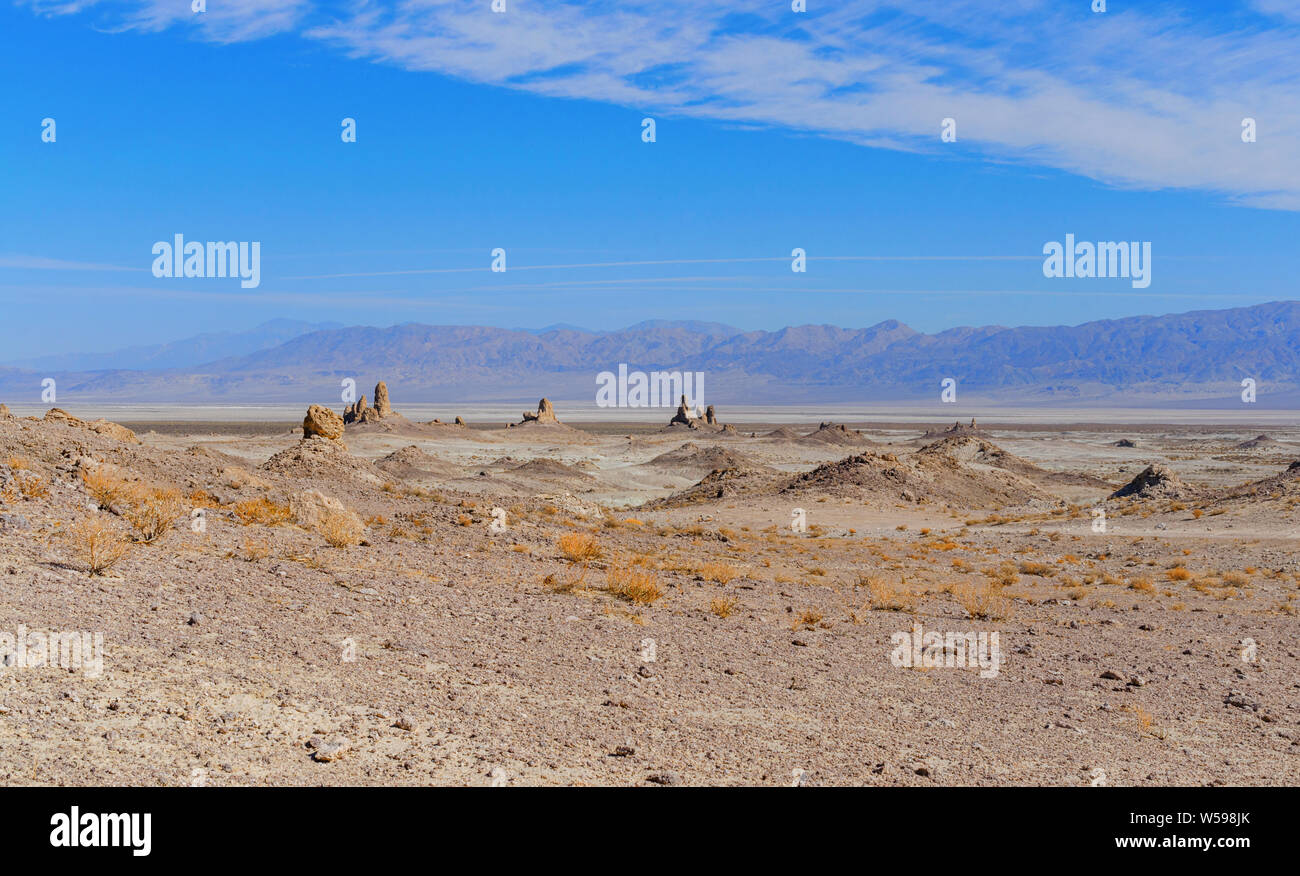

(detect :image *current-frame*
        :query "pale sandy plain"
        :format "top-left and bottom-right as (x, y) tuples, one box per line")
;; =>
(0, 398), (1297, 786)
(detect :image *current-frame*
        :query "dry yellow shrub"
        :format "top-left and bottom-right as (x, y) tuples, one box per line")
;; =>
(66, 517), (131, 577)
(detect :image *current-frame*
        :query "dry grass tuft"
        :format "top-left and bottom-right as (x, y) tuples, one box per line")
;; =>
(710, 596), (739, 618)
(699, 562), (740, 584)
(606, 566), (662, 604)
(233, 497), (292, 527)
(860, 575), (918, 612)
(954, 580), (1013, 620)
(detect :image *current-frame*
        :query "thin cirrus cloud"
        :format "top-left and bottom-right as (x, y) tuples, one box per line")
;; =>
(20, 0), (1300, 209)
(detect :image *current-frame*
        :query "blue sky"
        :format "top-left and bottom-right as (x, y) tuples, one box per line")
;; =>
(1, 0), (1298, 360)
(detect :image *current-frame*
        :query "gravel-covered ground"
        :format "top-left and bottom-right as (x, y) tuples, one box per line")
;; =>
(1, 407), (1296, 786)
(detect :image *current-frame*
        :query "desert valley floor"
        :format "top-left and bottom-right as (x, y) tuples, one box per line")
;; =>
(0, 398), (1297, 786)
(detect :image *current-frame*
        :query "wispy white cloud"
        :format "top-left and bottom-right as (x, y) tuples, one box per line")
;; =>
(0, 253), (139, 271)
(19, 0), (1300, 208)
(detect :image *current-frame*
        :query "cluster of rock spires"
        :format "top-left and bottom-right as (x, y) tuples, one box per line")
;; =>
(343, 381), (394, 425)
(667, 396), (733, 432)
(923, 418), (980, 438)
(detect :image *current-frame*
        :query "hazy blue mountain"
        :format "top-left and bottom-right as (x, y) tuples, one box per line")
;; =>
(3, 303), (1298, 406)
(6, 319), (343, 373)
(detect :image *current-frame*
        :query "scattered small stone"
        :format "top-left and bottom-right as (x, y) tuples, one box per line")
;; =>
(187, 612), (204, 626)
(611, 745), (635, 757)
(645, 772), (681, 786)
(1100, 670), (1123, 680)
(311, 739), (348, 762)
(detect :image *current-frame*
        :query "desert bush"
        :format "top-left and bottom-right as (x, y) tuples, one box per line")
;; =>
(792, 608), (824, 630)
(558, 532), (601, 562)
(1017, 561), (1055, 578)
(66, 517), (131, 577)
(16, 472), (49, 499)
(237, 538), (270, 562)
(120, 485), (185, 543)
(606, 566), (662, 604)
(1165, 567), (1192, 582)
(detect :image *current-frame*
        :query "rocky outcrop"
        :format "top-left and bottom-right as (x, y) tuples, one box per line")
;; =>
(44, 408), (86, 428)
(0, 404), (12, 421)
(520, 398), (560, 425)
(88, 418), (139, 444)
(705, 405), (718, 425)
(923, 418), (981, 439)
(1110, 464), (1190, 500)
(454, 416), (466, 426)
(303, 404), (345, 443)
(374, 381), (392, 417)
(290, 489), (364, 537)
(31, 408), (138, 443)
(669, 395), (698, 428)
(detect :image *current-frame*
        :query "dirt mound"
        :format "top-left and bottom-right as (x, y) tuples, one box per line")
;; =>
(919, 435), (1109, 488)
(1110, 464), (1194, 500)
(1236, 434), (1285, 450)
(648, 442), (759, 472)
(261, 436), (385, 487)
(762, 426), (803, 441)
(797, 422), (869, 447)
(510, 458), (593, 480)
(1220, 460), (1300, 501)
(783, 447), (1050, 508)
(375, 445), (461, 480)
(642, 466), (782, 509)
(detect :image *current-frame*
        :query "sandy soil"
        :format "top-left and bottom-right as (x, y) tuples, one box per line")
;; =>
(0, 405), (1296, 786)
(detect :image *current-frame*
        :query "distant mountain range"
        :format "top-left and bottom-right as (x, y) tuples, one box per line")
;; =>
(4, 302), (1299, 407)
(5, 319), (343, 372)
